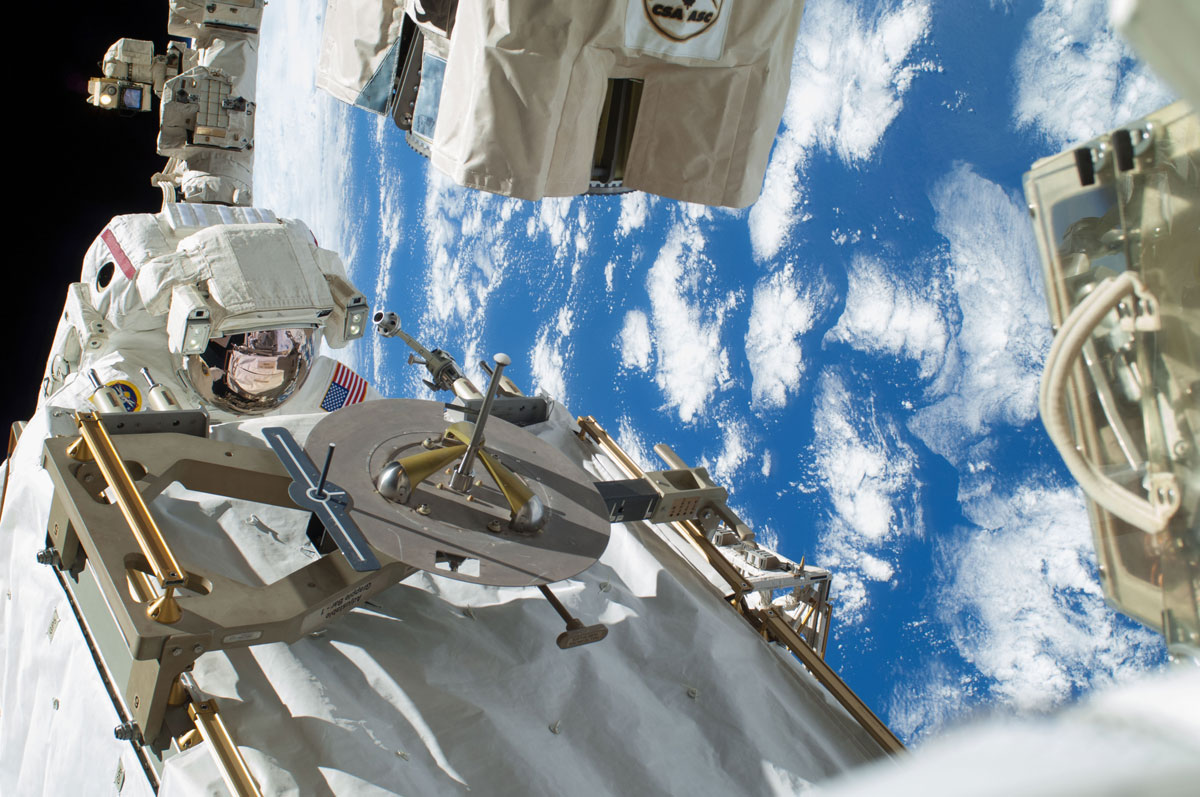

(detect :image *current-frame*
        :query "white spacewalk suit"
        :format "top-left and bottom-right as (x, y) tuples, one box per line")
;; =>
(38, 207), (373, 420)
(0, 205), (381, 795)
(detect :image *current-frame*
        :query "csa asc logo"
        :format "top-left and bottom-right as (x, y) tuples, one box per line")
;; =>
(644, 0), (723, 42)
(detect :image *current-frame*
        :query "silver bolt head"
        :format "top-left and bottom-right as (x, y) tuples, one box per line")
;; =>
(493, 353), (511, 367)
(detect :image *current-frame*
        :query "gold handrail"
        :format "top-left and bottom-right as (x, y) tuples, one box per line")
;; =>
(755, 608), (905, 754)
(576, 414), (905, 757)
(188, 699), (263, 797)
(75, 411), (186, 623)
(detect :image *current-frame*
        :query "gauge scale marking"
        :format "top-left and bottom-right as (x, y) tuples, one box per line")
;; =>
(264, 426), (381, 572)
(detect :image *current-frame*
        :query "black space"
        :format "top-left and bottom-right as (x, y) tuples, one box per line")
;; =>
(10, 2), (177, 434)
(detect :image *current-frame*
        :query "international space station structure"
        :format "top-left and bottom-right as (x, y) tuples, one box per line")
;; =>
(0, 3), (902, 794)
(316, 0), (808, 206)
(2, 1), (1198, 795)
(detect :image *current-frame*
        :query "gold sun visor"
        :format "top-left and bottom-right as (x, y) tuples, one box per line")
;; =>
(1024, 100), (1199, 655)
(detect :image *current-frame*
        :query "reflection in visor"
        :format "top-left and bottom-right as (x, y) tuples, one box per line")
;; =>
(184, 328), (316, 415)
(226, 329), (308, 398)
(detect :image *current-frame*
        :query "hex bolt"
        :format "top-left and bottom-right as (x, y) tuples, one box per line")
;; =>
(35, 548), (61, 568)
(113, 722), (141, 742)
(192, 644), (205, 655)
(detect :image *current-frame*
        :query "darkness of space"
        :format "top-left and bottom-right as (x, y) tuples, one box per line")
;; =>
(10, 1), (171, 434)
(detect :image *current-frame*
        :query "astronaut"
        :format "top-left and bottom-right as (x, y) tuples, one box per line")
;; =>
(38, 206), (375, 424)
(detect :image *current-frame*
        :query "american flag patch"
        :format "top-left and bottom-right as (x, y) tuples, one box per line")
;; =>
(321, 363), (368, 412)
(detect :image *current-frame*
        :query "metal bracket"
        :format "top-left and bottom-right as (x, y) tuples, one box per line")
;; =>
(41, 426), (416, 751)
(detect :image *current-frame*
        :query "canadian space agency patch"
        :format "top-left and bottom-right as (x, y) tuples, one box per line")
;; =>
(626, 0), (731, 60)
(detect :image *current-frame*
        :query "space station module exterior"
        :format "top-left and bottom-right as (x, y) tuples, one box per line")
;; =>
(1, 1), (898, 792)
(1, 203), (886, 794)
(317, 0), (807, 207)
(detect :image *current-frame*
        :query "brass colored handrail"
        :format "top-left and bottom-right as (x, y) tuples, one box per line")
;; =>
(75, 411), (187, 623)
(754, 608), (905, 754)
(188, 699), (263, 797)
(576, 414), (904, 757)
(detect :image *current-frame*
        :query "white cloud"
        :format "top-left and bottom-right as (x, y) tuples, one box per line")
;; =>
(811, 370), (921, 623)
(825, 254), (948, 380)
(255, 1), (352, 241)
(887, 660), (972, 742)
(416, 175), (512, 393)
(616, 192), (652, 237)
(749, 0), (934, 261)
(529, 306), (574, 403)
(745, 264), (827, 410)
(1014, 0), (1174, 149)
(858, 552), (895, 582)
(415, 181), (588, 396)
(365, 115), (409, 393)
(529, 328), (567, 403)
(618, 310), (653, 372)
(616, 415), (654, 472)
(644, 215), (737, 424)
(701, 415), (754, 488)
(920, 483), (1162, 730)
(532, 197), (573, 255)
(908, 164), (1050, 462)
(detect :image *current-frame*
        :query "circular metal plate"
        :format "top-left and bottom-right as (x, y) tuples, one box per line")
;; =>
(305, 399), (610, 586)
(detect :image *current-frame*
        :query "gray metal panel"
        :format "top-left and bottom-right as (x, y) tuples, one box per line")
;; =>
(305, 399), (610, 587)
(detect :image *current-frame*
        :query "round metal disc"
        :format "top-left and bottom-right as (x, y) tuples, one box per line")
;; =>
(305, 399), (611, 586)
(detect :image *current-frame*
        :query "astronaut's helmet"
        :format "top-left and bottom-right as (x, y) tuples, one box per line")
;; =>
(184, 327), (316, 415)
